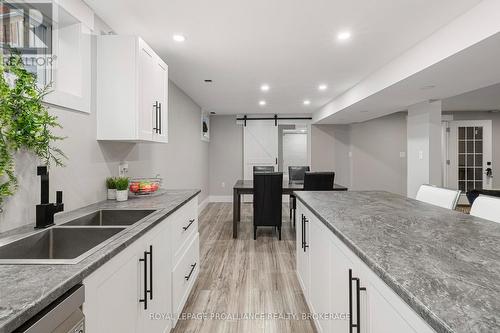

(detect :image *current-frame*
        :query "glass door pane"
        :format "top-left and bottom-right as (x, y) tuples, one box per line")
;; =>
(458, 126), (483, 192)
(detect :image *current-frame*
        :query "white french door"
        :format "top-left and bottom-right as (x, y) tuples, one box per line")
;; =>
(243, 121), (279, 181)
(446, 120), (493, 202)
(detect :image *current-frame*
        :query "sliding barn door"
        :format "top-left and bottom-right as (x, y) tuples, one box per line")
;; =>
(243, 121), (278, 181)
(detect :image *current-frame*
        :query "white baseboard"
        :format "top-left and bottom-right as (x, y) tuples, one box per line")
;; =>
(208, 195), (233, 203)
(198, 196), (209, 213)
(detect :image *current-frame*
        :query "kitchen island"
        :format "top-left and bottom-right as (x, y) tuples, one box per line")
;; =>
(294, 190), (500, 333)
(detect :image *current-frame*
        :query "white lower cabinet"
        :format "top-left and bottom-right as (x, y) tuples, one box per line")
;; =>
(83, 196), (199, 333)
(296, 201), (436, 333)
(172, 233), (199, 327)
(309, 214), (333, 333)
(296, 203), (310, 300)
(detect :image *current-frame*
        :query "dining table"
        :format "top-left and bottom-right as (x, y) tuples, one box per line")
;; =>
(232, 179), (348, 238)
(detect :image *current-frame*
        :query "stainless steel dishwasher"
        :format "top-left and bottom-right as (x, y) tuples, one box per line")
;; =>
(15, 285), (85, 333)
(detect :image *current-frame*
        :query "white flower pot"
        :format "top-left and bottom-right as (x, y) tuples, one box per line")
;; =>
(116, 190), (128, 202)
(107, 189), (116, 200)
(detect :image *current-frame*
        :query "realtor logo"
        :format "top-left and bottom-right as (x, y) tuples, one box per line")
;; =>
(0, 0), (53, 55)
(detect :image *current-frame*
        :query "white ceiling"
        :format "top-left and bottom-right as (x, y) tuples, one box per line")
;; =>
(315, 30), (500, 124)
(443, 83), (500, 111)
(85, 0), (482, 115)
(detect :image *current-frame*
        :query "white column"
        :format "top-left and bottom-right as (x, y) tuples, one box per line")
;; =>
(407, 101), (442, 198)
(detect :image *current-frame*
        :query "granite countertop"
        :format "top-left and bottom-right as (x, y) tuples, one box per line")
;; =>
(0, 189), (200, 333)
(294, 191), (500, 333)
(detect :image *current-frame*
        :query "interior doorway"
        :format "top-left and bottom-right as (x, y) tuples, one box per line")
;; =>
(443, 120), (493, 203)
(281, 127), (308, 176)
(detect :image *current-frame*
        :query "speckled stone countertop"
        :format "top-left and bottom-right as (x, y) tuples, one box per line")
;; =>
(0, 189), (200, 333)
(294, 191), (500, 333)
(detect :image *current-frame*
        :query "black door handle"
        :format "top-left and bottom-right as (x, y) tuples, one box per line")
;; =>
(185, 263), (197, 281)
(139, 250), (149, 309)
(183, 219), (195, 231)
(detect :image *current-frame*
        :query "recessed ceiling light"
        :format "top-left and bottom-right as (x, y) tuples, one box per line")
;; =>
(173, 34), (186, 42)
(303, 100), (311, 106)
(337, 31), (351, 41)
(260, 84), (270, 92)
(318, 84), (328, 91)
(259, 100), (266, 106)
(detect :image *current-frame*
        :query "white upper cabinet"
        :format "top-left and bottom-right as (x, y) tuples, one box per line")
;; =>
(97, 35), (168, 143)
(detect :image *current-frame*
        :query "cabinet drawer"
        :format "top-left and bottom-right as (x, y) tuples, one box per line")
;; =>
(172, 198), (198, 264)
(172, 232), (199, 316)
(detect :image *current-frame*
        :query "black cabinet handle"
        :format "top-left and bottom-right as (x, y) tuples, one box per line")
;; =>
(183, 219), (195, 231)
(349, 269), (366, 333)
(349, 269), (353, 333)
(301, 214), (305, 249)
(139, 250), (149, 310)
(153, 101), (159, 133)
(185, 263), (197, 281)
(148, 245), (153, 300)
(158, 103), (162, 134)
(303, 216), (309, 252)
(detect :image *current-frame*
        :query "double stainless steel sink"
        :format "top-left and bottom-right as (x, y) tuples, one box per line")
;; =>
(0, 209), (156, 265)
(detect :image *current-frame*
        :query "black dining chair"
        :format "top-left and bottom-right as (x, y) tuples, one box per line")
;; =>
(466, 189), (500, 205)
(288, 166), (310, 227)
(253, 165), (275, 173)
(253, 172), (283, 240)
(303, 172), (335, 190)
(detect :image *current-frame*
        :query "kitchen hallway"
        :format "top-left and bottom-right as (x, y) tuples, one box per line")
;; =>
(172, 203), (316, 333)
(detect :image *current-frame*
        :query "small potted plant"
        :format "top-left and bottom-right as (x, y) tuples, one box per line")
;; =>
(115, 177), (130, 202)
(106, 177), (117, 200)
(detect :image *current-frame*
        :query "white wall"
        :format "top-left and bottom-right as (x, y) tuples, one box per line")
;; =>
(407, 101), (442, 198)
(350, 113), (407, 195)
(0, 15), (208, 232)
(310, 124), (351, 187)
(207, 114), (408, 197)
(208, 116), (243, 198)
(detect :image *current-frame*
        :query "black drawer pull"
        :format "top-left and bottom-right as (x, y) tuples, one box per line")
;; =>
(349, 269), (366, 333)
(185, 263), (197, 281)
(182, 219), (195, 231)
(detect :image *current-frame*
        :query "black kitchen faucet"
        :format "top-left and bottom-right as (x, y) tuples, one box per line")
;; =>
(35, 166), (64, 229)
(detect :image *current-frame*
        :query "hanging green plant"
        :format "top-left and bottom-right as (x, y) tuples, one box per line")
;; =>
(0, 54), (66, 209)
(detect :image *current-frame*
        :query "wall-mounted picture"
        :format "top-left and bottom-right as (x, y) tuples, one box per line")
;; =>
(201, 112), (210, 142)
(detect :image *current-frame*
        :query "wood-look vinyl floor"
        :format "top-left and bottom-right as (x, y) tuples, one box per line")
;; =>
(172, 203), (316, 333)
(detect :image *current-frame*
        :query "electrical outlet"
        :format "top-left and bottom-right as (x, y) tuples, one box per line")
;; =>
(418, 151), (424, 160)
(119, 162), (129, 176)
(221, 182), (226, 188)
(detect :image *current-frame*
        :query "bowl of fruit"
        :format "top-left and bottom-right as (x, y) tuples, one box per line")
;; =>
(129, 177), (162, 195)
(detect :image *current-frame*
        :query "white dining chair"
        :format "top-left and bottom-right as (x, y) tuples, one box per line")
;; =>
(470, 195), (500, 223)
(415, 184), (461, 210)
